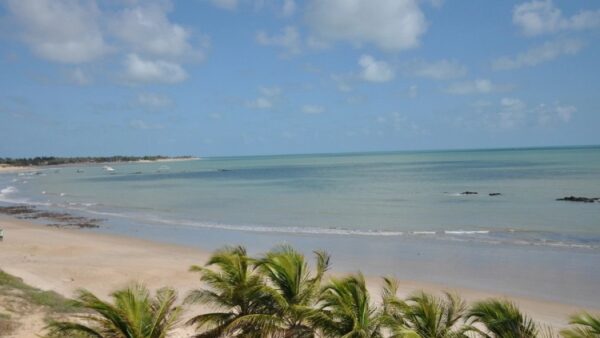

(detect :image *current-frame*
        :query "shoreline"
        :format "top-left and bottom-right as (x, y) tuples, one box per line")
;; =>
(0, 157), (200, 174)
(0, 215), (597, 332)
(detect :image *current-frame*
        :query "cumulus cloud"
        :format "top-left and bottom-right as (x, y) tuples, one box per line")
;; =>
(306, 0), (427, 51)
(445, 79), (498, 95)
(110, 3), (200, 59)
(302, 105), (325, 114)
(404, 59), (467, 80)
(492, 38), (583, 70)
(358, 55), (394, 82)
(513, 0), (600, 36)
(124, 54), (187, 84)
(256, 26), (302, 55)
(6, 0), (109, 63)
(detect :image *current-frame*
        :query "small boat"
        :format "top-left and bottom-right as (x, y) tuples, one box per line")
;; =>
(103, 166), (115, 172)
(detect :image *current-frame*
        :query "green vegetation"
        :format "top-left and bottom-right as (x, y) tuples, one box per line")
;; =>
(0, 270), (76, 313)
(561, 313), (600, 338)
(2, 246), (600, 337)
(46, 284), (181, 338)
(0, 156), (193, 167)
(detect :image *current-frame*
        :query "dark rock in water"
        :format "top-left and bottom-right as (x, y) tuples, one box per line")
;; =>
(489, 193), (501, 196)
(556, 196), (599, 203)
(461, 191), (478, 195)
(0, 205), (37, 215)
(0, 205), (104, 228)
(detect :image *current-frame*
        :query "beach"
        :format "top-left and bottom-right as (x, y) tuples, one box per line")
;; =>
(0, 215), (597, 337)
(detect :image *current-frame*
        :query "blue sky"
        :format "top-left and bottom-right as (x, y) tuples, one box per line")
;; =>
(0, 0), (599, 157)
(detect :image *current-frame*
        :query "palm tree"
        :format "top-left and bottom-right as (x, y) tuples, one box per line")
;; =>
(185, 245), (275, 337)
(381, 280), (466, 338)
(252, 244), (331, 337)
(45, 284), (181, 338)
(379, 277), (420, 338)
(313, 273), (384, 338)
(464, 299), (538, 338)
(560, 312), (600, 338)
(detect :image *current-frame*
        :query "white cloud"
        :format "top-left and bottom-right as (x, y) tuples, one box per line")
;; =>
(445, 79), (497, 95)
(248, 97), (273, 109)
(492, 38), (583, 70)
(6, 0), (109, 63)
(555, 105), (576, 122)
(331, 74), (353, 92)
(513, 0), (600, 36)
(306, 0), (427, 51)
(282, 0), (296, 16)
(68, 68), (91, 85)
(302, 105), (325, 114)
(497, 97), (527, 129)
(462, 98), (576, 130)
(129, 119), (164, 130)
(210, 0), (238, 10)
(124, 54), (187, 84)
(259, 86), (282, 97)
(408, 85), (418, 98)
(256, 26), (301, 55)
(136, 93), (173, 111)
(247, 86), (282, 109)
(405, 59), (467, 80)
(358, 55), (394, 83)
(377, 112), (425, 134)
(110, 3), (200, 59)
(537, 103), (576, 125)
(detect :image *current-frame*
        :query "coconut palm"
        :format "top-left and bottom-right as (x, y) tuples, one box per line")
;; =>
(251, 244), (331, 337)
(381, 281), (466, 338)
(463, 299), (538, 338)
(560, 312), (600, 338)
(313, 273), (384, 338)
(379, 277), (420, 338)
(45, 284), (181, 338)
(185, 245), (275, 337)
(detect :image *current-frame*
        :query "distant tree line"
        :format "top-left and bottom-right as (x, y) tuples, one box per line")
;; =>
(0, 156), (193, 167)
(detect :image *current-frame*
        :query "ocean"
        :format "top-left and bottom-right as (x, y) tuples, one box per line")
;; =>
(1, 146), (600, 306)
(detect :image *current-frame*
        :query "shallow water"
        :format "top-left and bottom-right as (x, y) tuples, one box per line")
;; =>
(1, 146), (599, 306)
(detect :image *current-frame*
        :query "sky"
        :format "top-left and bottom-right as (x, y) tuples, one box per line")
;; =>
(0, 0), (599, 157)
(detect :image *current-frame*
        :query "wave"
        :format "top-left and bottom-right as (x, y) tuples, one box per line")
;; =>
(1, 188), (597, 251)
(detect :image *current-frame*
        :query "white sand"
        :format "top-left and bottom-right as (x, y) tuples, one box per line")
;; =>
(0, 215), (596, 337)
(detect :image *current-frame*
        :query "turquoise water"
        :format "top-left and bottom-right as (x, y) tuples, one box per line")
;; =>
(2, 146), (600, 306)
(2, 146), (600, 249)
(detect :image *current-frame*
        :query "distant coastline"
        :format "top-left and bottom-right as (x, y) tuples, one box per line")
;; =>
(0, 155), (199, 170)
